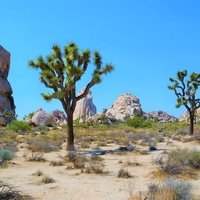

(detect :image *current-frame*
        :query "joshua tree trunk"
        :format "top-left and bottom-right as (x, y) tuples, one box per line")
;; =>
(66, 111), (75, 151)
(189, 111), (194, 135)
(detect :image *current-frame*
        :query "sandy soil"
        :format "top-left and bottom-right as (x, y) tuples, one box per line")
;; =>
(1, 139), (200, 200)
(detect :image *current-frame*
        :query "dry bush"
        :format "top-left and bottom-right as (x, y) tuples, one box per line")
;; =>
(85, 160), (105, 174)
(155, 148), (200, 177)
(26, 153), (46, 162)
(28, 140), (59, 152)
(32, 170), (43, 176)
(49, 160), (64, 166)
(71, 155), (88, 169)
(41, 176), (55, 184)
(0, 183), (32, 200)
(118, 168), (132, 178)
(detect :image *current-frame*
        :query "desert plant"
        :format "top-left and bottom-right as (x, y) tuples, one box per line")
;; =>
(169, 70), (200, 135)
(7, 120), (31, 133)
(49, 160), (63, 166)
(0, 183), (32, 200)
(71, 155), (87, 169)
(0, 149), (14, 161)
(28, 140), (59, 152)
(118, 168), (132, 178)
(41, 176), (55, 184)
(147, 179), (192, 200)
(29, 42), (114, 151)
(26, 153), (46, 162)
(86, 160), (105, 174)
(32, 170), (43, 176)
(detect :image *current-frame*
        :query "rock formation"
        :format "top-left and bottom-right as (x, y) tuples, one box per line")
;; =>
(144, 111), (178, 122)
(179, 108), (200, 122)
(105, 93), (142, 122)
(25, 108), (66, 126)
(0, 46), (15, 125)
(73, 90), (97, 122)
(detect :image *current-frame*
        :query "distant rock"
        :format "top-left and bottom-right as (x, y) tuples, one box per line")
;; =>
(25, 108), (66, 126)
(179, 108), (200, 122)
(0, 46), (15, 125)
(73, 90), (97, 122)
(105, 93), (142, 122)
(144, 111), (178, 122)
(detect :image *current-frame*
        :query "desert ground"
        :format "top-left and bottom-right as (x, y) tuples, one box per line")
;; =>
(0, 122), (200, 200)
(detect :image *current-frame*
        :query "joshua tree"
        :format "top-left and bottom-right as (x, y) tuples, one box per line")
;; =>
(29, 43), (113, 151)
(168, 70), (200, 135)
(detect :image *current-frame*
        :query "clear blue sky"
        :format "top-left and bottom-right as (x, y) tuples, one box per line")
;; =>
(1, 0), (200, 119)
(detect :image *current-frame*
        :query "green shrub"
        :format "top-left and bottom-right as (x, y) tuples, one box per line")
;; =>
(7, 120), (31, 132)
(126, 117), (153, 128)
(0, 149), (14, 161)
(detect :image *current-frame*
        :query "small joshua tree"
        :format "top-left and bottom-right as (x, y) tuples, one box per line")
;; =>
(168, 70), (200, 135)
(29, 43), (113, 151)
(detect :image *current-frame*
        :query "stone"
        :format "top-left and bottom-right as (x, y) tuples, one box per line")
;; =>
(0, 46), (15, 125)
(105, 93), (142, 122)
(25, 108), (67, 126)
(31, 108), (56, 126)
(74, 90), (97, 122)
(179, 108), (200, 122)
(144, 111), (178, 122)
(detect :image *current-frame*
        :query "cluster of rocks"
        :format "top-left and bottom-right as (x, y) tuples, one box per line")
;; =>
(179, 108), (200, 122)
(73, 92), (178, 123)
(25, 108), (66, 126)
(144, 111), (178, 122)
(0, 46), (15, 125)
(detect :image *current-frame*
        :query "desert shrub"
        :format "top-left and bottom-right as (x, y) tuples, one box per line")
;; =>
(156, 149), (200, 176)
(126, 117), (153, 128)
(187, 150), (200, 169)
(41, 176), (55, 184)
(126, 117), (143, 128)
(28, 140), (59, 152)
(147, 179), (192, 200)
(26, 153), (46, 162)
(86, 160), (105, 174)
(0, 149), (14, 161)
(176, 129), (189, 135)
(0, 183), (32, 200)
(49, 161), (63, 166)
(32, 170), (43, 176)
(72, 155), (87, 169)
(7, 120), (31, 133)
(117, 168), (132, 178)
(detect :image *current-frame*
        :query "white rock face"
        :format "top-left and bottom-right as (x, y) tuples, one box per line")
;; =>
(73, 90), (97, 122)
(179, 108), (200, 122)
(145, 111), (178, 122)
(106, 93), (142, 122)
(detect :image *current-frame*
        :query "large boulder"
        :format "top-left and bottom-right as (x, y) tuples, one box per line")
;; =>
(144, 111), (178, 122)
(179, 108), (200, 122)
(0, 46), (15, 125)
(73, 90), (97, 122)
(105, 93), (142, 122)
(25, 108), (66, 126)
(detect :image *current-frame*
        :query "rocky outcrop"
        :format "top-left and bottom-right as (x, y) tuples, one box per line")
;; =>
(105, 93), (142, 122)
(25, 108), (66, 126)
(144, 111), (178, 122)
(73, 90), (97, 122)
(0, 46), (15, 125)
(179, 108), (200, 122)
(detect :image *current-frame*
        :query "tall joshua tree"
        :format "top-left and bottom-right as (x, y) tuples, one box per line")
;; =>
(168, 70), (200, 135)
(29, 43), (113, 151)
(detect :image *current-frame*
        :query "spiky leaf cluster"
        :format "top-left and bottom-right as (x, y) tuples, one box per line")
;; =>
(168, 70), (200, 111)
(29, 43), (114, 112)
